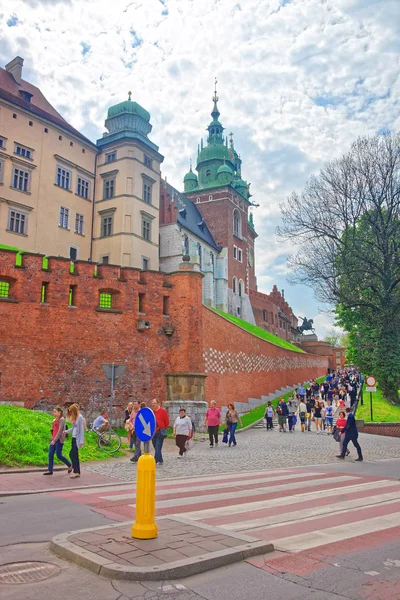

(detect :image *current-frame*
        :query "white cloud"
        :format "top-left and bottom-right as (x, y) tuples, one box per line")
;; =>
(1, 0), (399, 335)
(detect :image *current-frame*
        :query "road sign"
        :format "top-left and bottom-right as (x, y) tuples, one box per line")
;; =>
(366, 375), (376, 387)
(135, 407), (156, 442)
(366, 386), (376, 393)
(102, 364), (126, 381)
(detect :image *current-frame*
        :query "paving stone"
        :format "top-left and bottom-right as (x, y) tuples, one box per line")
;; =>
(151, 548), (188, 562)
(194, 539), (233, 552)
(176, 545), (206, 558)
(117, 549), (148, 561)
(129, 554), (165, 566)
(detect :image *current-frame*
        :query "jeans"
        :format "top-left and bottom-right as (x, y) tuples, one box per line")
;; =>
(341, 433), (363, 459)
(208, 425), (219, 446)
(152, 432), (165, 464)
(48, 440), (71, 472)
(266, 416), (273, 429)
(228, 422), (237, 445)
(69, 438), (80, 474)
(133, 433), (142, 460)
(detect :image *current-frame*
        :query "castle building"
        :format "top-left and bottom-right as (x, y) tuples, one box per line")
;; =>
(0, 57), (97, 261)
(0, 55), (299, 343)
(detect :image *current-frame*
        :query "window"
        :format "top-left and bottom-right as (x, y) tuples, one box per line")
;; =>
(233, 245), (237, 259)
(101, 256), (109, 265)
(29, 121), (33, 126)
(163, 296), (169, 315)
(103, 179), (115, 199)
(56, 166), (71, 190)
(75, 213), (84, 235)
(41, 282), (48, 303)
(143, 181), (152, 204)
(13, 113), (17, 119)
(233, 209), (241, 237)
(82, 148), (85, 154)
(68, 285), (76, 306)
(77, 177), (89, 199)
(183, 235), (189, 256)
(138, 293), (145, 313)
(0, 158), (4, 183)
(44, 128), (48, 133)
(0, 136), (6, 149)
(101, 214), (113, 237)
(144, 155), (152, 168)
(209, 194), (213, 201)
(197, 243), (202, 269)
(106, 152), (116, 163)
(99, 292), (112, 309)
(59, 207), (69, 229)
(238, 248), (242, 262)
(13, 168), (29, 192)
(263, 310), (267, 322)
(196, 197), (200, 203)
(232, 277), (237, 294)
(210, 252), (214, 273)
(70, 141), (73, 147)
(142, 257), (149, 271)
(238, 280), (243, 297)
(8, 209), (26, 234)
(69, 246), (78, 261)
(59, 135), (63, 141)
(206, 170), (211, 178)
(142, 217), (151, 241)
(0, 281), (10, 298)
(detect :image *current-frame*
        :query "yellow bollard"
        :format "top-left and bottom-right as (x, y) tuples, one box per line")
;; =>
(131, 451), (158, 539)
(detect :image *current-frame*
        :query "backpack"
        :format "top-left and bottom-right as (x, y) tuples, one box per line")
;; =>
(276, 405), (283, 415)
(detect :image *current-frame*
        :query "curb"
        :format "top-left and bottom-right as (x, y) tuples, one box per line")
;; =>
(50, 517), (274, 581)
(0, 480), (129, 498)
(0, 467), (66, 475)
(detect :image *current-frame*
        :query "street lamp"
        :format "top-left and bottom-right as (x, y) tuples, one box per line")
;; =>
(355, 331), (363, 406)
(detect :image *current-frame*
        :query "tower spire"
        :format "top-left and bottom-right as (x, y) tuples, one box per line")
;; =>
(211, 77), (220, 120)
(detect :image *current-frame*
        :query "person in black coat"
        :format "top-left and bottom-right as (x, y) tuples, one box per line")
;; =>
(337, 408), (363, 461)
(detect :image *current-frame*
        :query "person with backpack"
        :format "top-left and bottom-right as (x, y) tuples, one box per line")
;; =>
(276, 398), (288, 432)
(43, 406), (72, 475)
(264, 402), (275, 430)
(297, 399), (307, 433)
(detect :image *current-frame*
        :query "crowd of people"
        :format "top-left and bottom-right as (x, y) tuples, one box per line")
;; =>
(42, 369), (362, 475)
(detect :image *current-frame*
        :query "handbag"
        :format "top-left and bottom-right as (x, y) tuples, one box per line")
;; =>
(185, 438), (194, 451)
(159, 428), (167, 438)
(222, 428), (229, 444)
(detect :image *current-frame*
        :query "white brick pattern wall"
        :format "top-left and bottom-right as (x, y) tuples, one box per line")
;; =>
(203, 348), (325, 375)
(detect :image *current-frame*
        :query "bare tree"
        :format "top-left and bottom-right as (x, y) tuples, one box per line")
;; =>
(278, 133), (400, 403)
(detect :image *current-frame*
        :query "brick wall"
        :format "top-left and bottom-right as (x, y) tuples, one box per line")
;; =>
(358, 422), (400, 438)
(202, 307), (329, 408)
(0, 250), (203, 410)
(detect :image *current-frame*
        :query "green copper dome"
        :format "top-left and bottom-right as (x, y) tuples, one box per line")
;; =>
(217, 163), (233, 175)
(184, 168), (198, 181)
(234, 177), (247, 189)
(107, 98), (150, 122)
(197, 143), (231, 165)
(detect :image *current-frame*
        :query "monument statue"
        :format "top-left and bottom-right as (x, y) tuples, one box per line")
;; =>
(297, 316), (315, 334)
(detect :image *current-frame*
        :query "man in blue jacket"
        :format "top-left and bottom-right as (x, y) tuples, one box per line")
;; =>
(337, 408), (363, 461)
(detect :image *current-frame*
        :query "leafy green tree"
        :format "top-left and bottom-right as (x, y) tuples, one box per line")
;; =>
(278, 133), (400, 404)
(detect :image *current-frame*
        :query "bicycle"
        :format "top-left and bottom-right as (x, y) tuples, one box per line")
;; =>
(88, 423), (121, 453)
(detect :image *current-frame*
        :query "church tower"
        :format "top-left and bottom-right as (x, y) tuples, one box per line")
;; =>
(183, 83), (258, 320)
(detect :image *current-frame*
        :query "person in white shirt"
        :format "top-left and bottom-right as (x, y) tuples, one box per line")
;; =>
(92, 410), (109, 433)
(173, 408), (193, 458)
(297, 400), (307, 433)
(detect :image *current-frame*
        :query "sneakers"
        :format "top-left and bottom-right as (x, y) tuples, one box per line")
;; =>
(355, 458), (363, 461)
(70, 473), (80, 478)
(209, 444), (214, 448)
(336, 455), (345, 460)
(177, 455), (183, 459)
(43, 471), (52, 475)
(215, 443), (218, 447)
(130, 457), (138, 462)
(67, 466), (73, 473)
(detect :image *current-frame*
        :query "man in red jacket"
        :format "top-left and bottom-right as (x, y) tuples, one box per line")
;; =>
(151, 399), (170, 465)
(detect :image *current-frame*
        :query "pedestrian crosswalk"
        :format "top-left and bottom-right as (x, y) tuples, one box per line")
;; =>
(51, 467), (400, 555)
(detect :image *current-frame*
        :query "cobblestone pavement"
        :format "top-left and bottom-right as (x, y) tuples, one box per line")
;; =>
(86, 428), (400, 482)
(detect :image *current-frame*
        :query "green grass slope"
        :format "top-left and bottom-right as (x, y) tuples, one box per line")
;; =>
(0, 405), (126, 467)
(357, 385), (400, 423)
(211, 309), (305, 353)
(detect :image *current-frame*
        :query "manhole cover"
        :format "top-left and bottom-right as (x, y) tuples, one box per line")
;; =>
(0, 562), (60, 584)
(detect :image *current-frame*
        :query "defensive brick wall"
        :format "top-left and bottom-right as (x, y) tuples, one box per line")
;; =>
(0, 250), (203, 410)
(202, 307), (329, 408)
(358, 422), (400, 438)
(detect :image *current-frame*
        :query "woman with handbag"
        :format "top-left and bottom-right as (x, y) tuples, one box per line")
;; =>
(226, 403), (243, 447)
(335, 410), (350, 456)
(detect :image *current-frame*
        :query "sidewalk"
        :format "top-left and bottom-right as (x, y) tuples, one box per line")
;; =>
(0, 465), (123, 496)
(51, 516), (273, 581)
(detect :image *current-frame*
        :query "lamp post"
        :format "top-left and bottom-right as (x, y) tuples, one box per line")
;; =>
(355, 331), (363, 406)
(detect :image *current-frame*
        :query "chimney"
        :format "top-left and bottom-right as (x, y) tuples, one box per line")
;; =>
(282, 289), (285, 298)
(5, 56), (24, 85)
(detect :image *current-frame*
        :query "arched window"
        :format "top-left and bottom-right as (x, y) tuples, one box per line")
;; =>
(238, 279), (243, 297)
(197, 243), (202, 269)
(210, 252), (214, 273)
(206, 169), (211, 178)
(232, 277), (237, 294)
(183, 235), (189, 256)
(233, 209), (241, 237)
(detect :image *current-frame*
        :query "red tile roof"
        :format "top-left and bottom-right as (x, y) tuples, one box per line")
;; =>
(0, 68), (96, 148)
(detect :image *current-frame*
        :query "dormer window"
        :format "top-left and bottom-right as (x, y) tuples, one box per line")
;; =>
(19, 90), (33, 102)
(178, 207), (186, 218)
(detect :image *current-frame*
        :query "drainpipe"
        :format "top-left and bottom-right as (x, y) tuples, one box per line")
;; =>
(89, 151), (98, 261)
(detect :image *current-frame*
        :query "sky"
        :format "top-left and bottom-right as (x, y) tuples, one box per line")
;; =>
(1, 0), (399, 338)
